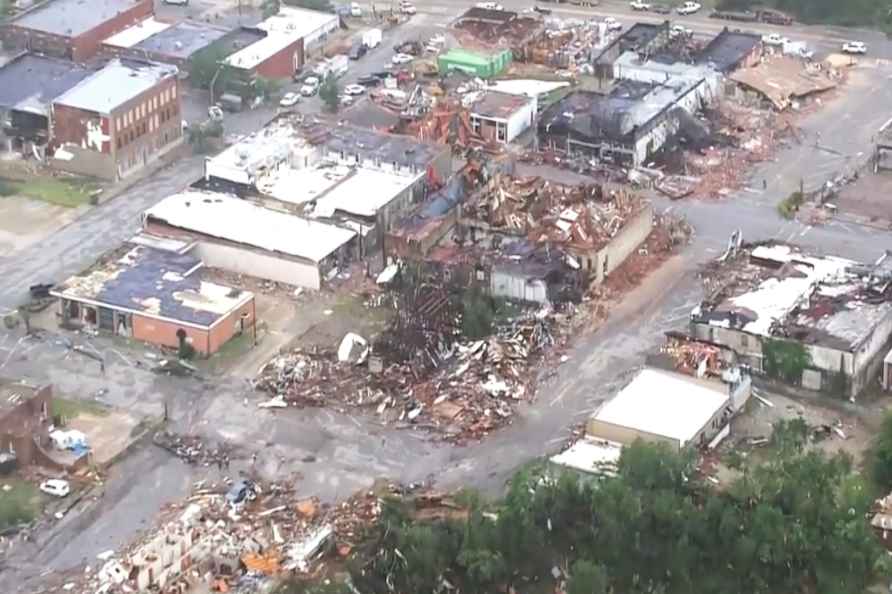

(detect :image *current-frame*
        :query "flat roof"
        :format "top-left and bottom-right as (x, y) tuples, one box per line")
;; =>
(471, 91), (532, 119)
(696, 29), (761, 73)
(459, 7), (517, 23)
(132, 21), (230, 60)
(439, 48), (497, 66)
(550, 438), (621, 476)
(592, 368), (729, 446)
(225, 32), (296, 70)
(54, 58), (176, 115)
(145, 190), (356, 264)
(12, 0), (145, 37)
(0, 53), (93, 115)
(52, 244), (252, 328)
(257, 6), (339, 38)
(258, 162), (422, 219)
(102, 17), (170, 49)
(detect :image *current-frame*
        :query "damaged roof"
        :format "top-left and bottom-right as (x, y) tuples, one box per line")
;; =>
(458, 6), (517, 23)
(0, 53), (93, 115)
(0, 378), (43, 414)
(52, 244), (253, 328)
(696, 28), (761, 73)
(694, 243), (892, 351)
(53, 58), (177, 115)
(470, 91), (533, 119)
(729, 57), (836, 110)
(131, 21), (231, 60)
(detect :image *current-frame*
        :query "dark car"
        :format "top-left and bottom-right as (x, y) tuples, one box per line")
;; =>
(349, 41), (367, 60)
(533, 5), (551, 14)
(651, 3), (671, 13)
(356, 74), (383, 87)
(225, 479), (257, 507)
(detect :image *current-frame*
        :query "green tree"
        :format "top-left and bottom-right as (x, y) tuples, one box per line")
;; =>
(762, 338), (811, 385)
(568, 561), (608, 594)
(261, 0), (280, 18)
(189, 45), (230, 90)
(319, 74), (340, 112)
(873, 410), (892, 490)
(461, 289), (495, 340)
(254, 76), (282, 102)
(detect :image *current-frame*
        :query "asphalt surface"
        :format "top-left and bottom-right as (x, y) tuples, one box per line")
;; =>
(2, 2), (892, 590)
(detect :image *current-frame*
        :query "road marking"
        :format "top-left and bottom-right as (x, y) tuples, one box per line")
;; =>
(799, 225), (813, 237)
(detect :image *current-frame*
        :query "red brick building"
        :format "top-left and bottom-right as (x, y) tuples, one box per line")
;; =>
(50, 58), (183, 180)
(0, 380), (53, 468)
(2, 0), (153, 62)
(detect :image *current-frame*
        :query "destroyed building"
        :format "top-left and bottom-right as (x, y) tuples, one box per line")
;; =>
(459, 174), (654, 285)
(691, 243), (892, 398)
(52, 242), (256, 356)
(202, 117), (451, 259)
(537, 69), (717, 168)
(593, 22), (668, 79)
(728, 56), (837, 111)
(453, 7), (547, 62)
(0, 379), (53, 469)
(0, 52), (93, 154)
(50, 58), (182, 180)
(143, 190), (358, 290)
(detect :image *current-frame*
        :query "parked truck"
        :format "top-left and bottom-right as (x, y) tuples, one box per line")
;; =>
(362, 28), (382, 49)
(709, 7), (792, 25)
(314, 54), (349, 78)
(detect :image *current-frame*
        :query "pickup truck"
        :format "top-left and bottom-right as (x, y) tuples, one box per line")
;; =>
(630, 0), (650, 10)
(676, 1), (701, 15)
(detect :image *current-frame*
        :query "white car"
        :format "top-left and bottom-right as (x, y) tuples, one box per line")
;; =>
(40, 479), (70, 498)
(841, 41), (867, 54)
(400, 1), (416, 14)
(392, 53), (414, 64)
(429, 34), (445, 45)
(349, 2), (362, 17)
(762, 33), (787, 46)
(344, 84), (366, 96)
(630, 0), (650, 10)
(475, 2), (503, 10)
(676, 1), (701, 15)
(300, 76), (320, 96)
(279, 92), (300, 107)
(604, 17), (622, 31)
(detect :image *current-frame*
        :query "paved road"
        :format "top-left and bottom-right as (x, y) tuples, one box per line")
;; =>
(2, 3), (892, 590)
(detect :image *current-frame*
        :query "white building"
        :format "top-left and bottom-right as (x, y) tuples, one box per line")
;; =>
(143, 190), (356, 290)
(468, 91), (536, 145)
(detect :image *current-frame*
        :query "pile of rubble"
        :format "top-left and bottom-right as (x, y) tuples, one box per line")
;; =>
(55, 479), (386, 594)
(153, 430), (233, 467)
(255, 312), (562, 441)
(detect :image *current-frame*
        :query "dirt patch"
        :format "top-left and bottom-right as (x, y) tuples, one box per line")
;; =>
(68, 410), (140, 465)
(0, 195), (83, 254)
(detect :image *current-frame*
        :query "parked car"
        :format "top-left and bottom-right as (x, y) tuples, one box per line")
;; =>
(392, 52), (414, 64)
(344, 84), (366, 96)
(629, 0), (650, 10)
(279, 92), (300, 107)
(399, 1), (416, 14)
(762, 33), (787, 46)
(650, 3), (671, 14)
(349, 2), (362, 17)
(163, 0), (188, 5)
(533, 5), (551, 14)
(226, 479), (257, 507)
(356, 74), (382, 87)
(475, 2), (503, 10)
(676, 1), (701, 15)
(40, 479), (70, 498)
(349, 41), (367, 60)
(841, 40), (867, 54)
(603, 16), (622, 31)
(300, 76), (321, 96)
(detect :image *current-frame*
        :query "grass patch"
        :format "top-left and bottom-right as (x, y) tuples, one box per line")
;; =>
(0, 479), (40, 530)
(52, 396), (110, 421)
(0, 175), (99, 207)
(198, 324), (266, 374)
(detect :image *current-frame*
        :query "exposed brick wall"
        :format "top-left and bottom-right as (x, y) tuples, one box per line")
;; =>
(132, 315), (212, 355)
(0, 384), (52, 466)
(52, 104), (111, 153)
(208, 298), (255, 354)
(253, 37), (304, 79)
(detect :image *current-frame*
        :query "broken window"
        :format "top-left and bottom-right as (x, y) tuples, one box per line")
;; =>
(496, 124), (506, 142)
(740, 334), (749, 348)
(84, 306), (97, 326)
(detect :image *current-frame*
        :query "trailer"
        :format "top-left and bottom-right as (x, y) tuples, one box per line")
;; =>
(709, 9), (757, 22)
